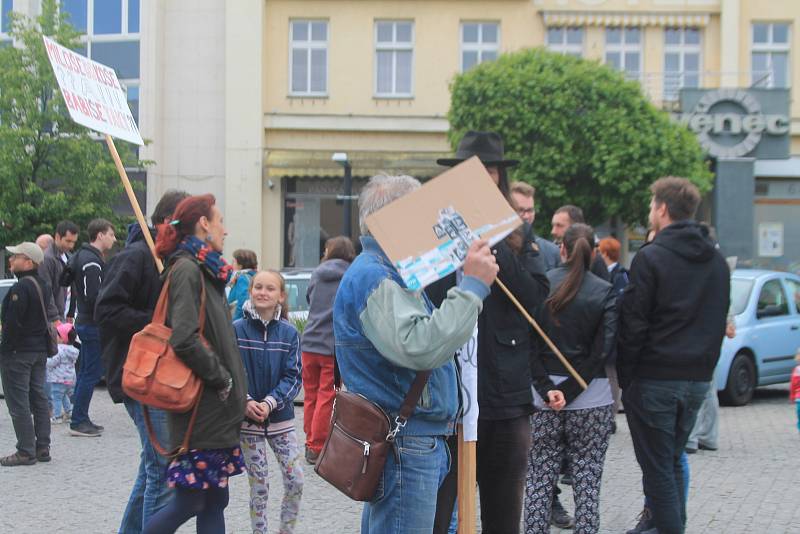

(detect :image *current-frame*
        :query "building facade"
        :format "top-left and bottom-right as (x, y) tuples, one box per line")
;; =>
(5, 0), (800, 270)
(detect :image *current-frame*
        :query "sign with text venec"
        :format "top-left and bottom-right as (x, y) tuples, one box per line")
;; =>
(42, 36), (143, 146)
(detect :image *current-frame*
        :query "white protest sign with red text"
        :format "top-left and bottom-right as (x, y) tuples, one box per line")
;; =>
(42, 35), (143, 145)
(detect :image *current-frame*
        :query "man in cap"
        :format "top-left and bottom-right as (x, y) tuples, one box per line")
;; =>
(0, 242), (53, 466)
(431, 131), (549, 534)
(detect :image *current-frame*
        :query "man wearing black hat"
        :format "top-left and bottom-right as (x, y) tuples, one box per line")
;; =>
(429, 131), (550, 534)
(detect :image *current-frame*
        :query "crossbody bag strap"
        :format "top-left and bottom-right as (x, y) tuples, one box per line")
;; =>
(26, 277), (50, 327)
(386, 370), (432, 442)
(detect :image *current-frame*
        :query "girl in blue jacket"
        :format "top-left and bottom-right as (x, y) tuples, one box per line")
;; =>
(233, 270), (303, 534)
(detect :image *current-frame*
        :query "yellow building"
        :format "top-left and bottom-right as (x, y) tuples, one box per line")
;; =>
(135, 0), (800, 270)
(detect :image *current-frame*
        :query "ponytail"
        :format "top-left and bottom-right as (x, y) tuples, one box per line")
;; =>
(546, 223), (595, 317)
(154, 194), (216, 258)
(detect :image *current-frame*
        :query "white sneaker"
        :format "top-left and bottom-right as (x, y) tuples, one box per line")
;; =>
(50, 416), (62, 424)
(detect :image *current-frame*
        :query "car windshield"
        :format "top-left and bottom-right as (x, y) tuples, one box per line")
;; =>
(284, 277), (311, 314)
(730, 278), (754, 316)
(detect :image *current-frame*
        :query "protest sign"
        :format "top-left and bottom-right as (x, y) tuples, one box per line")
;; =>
(42, 35), (143, 146)
(365, 156), (522, 291)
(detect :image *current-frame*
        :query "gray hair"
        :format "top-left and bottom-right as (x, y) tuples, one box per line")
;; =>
(359, 174), (421, 235)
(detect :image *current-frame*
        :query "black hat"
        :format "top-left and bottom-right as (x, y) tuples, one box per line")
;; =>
(437, 130), (519, 168)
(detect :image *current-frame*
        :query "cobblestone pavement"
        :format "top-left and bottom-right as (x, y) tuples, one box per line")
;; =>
(1, 385), (798, 533)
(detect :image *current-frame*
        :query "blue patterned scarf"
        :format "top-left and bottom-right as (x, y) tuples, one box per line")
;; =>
(177, 235), (233, 283)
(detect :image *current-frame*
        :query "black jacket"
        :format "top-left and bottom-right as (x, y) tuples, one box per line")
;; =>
(68, 243), (105, 326)
(38, 241), (67, 321)
(427, 234), (549, 420)
(95, 224), (161, 403)
(529, 267), (617, 405)
(617, 221), (730, 387)
(1, 270), (50, 354)
(608, 263), (629, 297)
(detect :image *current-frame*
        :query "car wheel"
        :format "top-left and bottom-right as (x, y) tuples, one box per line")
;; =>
(721, 352), (756, 406)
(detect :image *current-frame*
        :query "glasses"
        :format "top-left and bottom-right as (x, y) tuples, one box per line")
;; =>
(516, 208), (534, 216)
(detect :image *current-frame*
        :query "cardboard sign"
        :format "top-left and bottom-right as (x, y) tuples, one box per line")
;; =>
(42, 36), (143, 145)
(366, 156), (522, 291)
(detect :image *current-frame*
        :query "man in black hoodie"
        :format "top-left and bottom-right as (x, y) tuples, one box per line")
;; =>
(68, 218), (116, 437)
(94, 190), (188, 533)
(618, 177), (730, 534)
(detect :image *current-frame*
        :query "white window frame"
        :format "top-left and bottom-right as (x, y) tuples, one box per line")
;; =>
(61, 0), (141, 41)
(751, 22), (791, 88)
(605, 26), (643, 81)
(460, 21), (500, 72)
(288, 19), (329, 97)
(374, 20), (415, 98)
(663, 27), (702, 101)
(546, 26), (584, 57)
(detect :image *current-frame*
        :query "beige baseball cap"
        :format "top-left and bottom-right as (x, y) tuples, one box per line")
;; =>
(6, 242), (45, 265)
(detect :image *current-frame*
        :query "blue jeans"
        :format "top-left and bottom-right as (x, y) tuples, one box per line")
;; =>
(361, 435), (451, 534)
(71, 324), (104, 426)
(120, 398), (173, 534)
(624, 378), (707, 534)
(49, 382), (73, 418)
(645, 452), (689, 510)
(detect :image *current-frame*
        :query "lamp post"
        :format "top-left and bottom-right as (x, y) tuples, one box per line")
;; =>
(332, 152), (354, 238)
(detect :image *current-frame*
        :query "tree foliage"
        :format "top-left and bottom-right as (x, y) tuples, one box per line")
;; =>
(0, 0), (140, 246)
(447, 48), (713, 229)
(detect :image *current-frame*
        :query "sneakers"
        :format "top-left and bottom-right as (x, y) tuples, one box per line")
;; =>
(305, 447), (319, 465)
(69, 422), (102, 437)
(0, 452), (37, 466)
(626, 507), (654, 534)
(551, 495), (575, 529)
(50, 416), (63, 424)
(88, 421), (104, 432)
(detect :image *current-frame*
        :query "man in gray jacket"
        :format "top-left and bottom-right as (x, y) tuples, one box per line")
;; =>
(38, 220), (79, 321)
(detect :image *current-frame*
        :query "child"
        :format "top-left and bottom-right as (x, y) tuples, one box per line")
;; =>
(791, 348), (800, 433)
(47, 323), (79, 424)
(234, 270), (303, 534)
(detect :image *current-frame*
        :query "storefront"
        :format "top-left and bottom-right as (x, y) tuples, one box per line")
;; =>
(679, 88), (800, 271)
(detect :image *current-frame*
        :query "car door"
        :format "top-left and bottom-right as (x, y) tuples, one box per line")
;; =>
(750, 277), (798, 382)
(779, 276), (800, 378)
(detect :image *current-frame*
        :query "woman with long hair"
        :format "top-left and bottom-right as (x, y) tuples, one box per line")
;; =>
(524, 223), (617, 534)
(143, 194), (247, 534)
(300, 236), (356, 464)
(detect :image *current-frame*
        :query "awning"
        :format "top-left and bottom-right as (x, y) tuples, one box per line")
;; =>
(264, 149), (452, 179)
(754, 157), (800, 178)
(541, 11), (712, 28)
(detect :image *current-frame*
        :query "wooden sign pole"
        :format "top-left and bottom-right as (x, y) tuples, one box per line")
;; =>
(104, 134), (164, 273)
(456, 425), (477, 534)
(495, 278), (588, 390)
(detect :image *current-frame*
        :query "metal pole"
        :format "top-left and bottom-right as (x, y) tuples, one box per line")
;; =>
(343, 162), (352, 238)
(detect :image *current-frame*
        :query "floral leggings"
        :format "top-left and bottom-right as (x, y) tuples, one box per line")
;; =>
(241, 430), (304, 534)
(524, 405), (613, 534)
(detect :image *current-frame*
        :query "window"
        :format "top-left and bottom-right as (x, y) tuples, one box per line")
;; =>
(757, 279), (790, 317)
(1, 0), (13, 36)
(751, 23), (790, 88)
(547, 27), (583, 57)
(289, 20), (328, 96)
(664, 27), (701, 101)
(375, 20), (414, 97)
(605, 27), (642, 80)
(461, 22), (499, 71)
(785, 279), (800, 314)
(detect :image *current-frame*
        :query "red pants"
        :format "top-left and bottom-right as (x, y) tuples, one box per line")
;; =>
(302, 352), (335, 454)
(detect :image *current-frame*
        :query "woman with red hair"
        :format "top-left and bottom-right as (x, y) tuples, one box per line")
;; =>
(144, 194), (247, 534)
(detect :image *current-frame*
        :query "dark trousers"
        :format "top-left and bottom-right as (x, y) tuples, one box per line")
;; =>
(0, 350), (51, 457)
(477, 415), (532, 534)
(71, 324), (104, 426)
(624, 379), (708, 534)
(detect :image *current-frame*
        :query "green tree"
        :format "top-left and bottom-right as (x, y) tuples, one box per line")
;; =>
(447, 48), (713, 229)
(0, 0), (140, 246)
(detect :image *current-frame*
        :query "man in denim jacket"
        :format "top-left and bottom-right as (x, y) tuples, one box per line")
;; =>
(333, 174), (498, 533)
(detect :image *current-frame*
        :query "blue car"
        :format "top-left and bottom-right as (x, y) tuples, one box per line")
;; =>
(715, 269), (800, 405)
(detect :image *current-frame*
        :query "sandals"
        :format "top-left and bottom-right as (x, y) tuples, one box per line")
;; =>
(0, 452), (37, 466)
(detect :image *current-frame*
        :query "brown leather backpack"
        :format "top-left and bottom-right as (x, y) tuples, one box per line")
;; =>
(122, 262), (205, 456)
